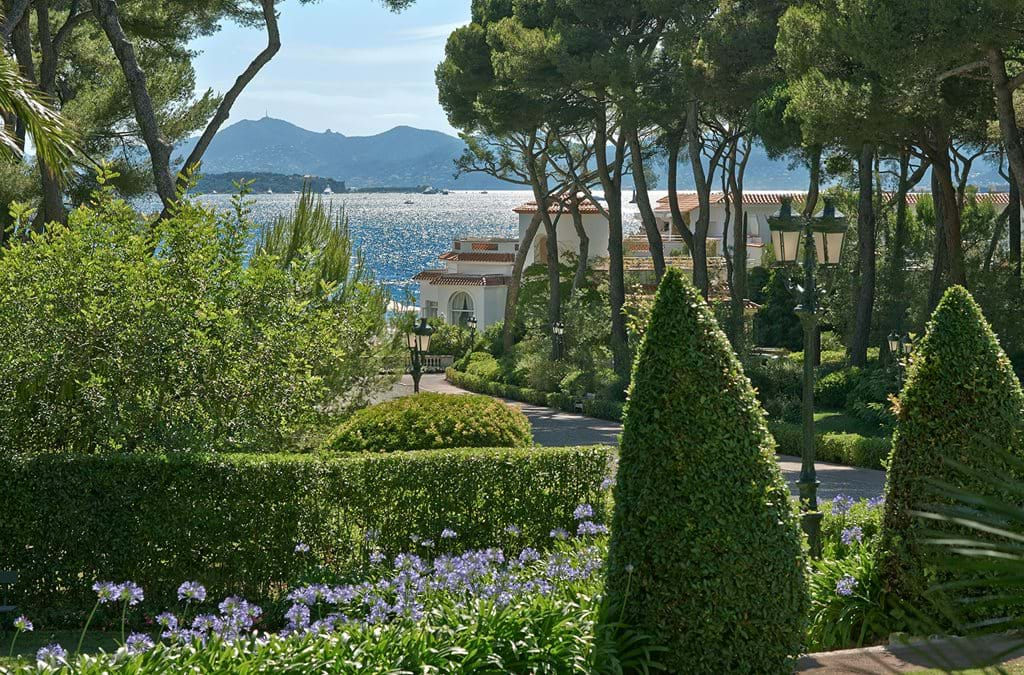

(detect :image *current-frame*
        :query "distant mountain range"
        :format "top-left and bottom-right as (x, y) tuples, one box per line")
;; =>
(175, 116), (1009, 191)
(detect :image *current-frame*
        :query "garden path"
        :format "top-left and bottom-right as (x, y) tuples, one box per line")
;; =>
(389, 374), (886, 501)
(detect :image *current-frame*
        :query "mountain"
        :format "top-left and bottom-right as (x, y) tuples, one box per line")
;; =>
(174, 117), (499, 189)
(175, 117), (1010, 192)
(193, 172), (346, 194)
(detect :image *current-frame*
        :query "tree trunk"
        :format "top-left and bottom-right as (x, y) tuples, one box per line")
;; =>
(687, 99), (711, 298)
(666, 138), (695, 250)
(885, 151), (911, 337)
(596, 115), (628, 377)
(502, 213), (543, 352)
(728, 138), (749, 348)
(931, 151), (965, 286)
(849, 143), (876, 367)
(928, 170), (949, 310)
(569, 198), (589, 294)
(989, 48), (1024, 201)
(1012, 164), (1022, 280)
(627, 126), (665, 281)
(543, 210), (562, 360)
(33, 0), (66, 228)
(803, 145), (822, 218)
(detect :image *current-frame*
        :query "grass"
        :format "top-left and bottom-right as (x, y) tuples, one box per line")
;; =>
(814, 410), (890, 438)
(1, 629), (119, 659)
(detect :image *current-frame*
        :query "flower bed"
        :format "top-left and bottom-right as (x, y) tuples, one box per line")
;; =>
(0, 447), (613, 626)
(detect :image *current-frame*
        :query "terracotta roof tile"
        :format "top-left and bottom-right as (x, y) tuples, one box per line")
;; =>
(439, 252), (515, 263)
(655, 191), (1013, 211)
(513, 194), (603, 215)
(415, 272), (511, 287)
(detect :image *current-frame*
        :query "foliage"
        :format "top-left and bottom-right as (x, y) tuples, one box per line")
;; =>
(324, 393), (533, 453)
(462, 351), (502, 380)
(817, 367), (864, 408)
(879, 286), (1024, 618)
(0, 53), (76, 172)
(605, 270), (807, 673)
(0, 446), (614, 626)
(446, 369), (625, 422)
(0, 185), (394, 453)
(425, 321), (474, 356)
(753, 268), (803, 350)
(770, 422), (892, 470)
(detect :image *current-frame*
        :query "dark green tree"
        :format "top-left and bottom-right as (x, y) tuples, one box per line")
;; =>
(878, 286), (1024, 615)
(605, 268), (806, 673)
(752, 268), (802, 350)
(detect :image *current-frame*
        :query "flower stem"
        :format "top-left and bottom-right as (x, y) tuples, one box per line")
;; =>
(77, 600), (100, 655)
(120, 600), (128, 644)
(8, 628), (21, 658)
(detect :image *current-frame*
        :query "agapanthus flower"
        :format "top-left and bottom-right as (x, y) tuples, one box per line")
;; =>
(420, 539), (435, 549)
(841, 526), (864, 546)
(285, 603), (311, 629)
(155, 613), (178, 631)
(36, 644), (67, 666)
(549, 528), (570, 540)
(441, 528), (457, 539)
(836, 575), (857, 596)
(117, 582), (144, 606)
(577, 520), (609, 536)
(369, 550), (385, 565)
(93, 581), (120, 604)
(600, 476), (615, 490)
(504, 524), (521, 536)
(518, 548), (540, 564)
(177, 581), (206, 603)
(831, 494), (856, 516)
(573, 504), (594, 521)
(125, 633), (155, 655)
(364, 529), (380, 543)
(867, 495), (885, 509)
(13, 615), (33, 632)
(295, 542), (310, 554)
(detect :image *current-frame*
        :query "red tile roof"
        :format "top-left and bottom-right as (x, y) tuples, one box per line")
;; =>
(439, 252), (516, 263)
(413, 271), (511, 286)
(655, 191), (1012, 211)
(513, 195), (603, 215)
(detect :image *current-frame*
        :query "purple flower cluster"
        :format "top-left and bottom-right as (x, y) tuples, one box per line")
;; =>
(866, 496), (885, 509)
(157, 595), (262, 644)
(835, 574), (858, 597)
(36, 643), (67, 666)
(93, 581), (143, 606)
(830, 494), (856, 516)
(841, 526), (863, 546)
(177, 581), (207, 603)
(14, 615), (33, 632)
(125, 632), (155, 655)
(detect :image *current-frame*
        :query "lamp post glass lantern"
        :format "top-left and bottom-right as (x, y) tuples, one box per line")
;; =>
(466, 316), (478, 355)
(552, 321), (565, 360)
(407, 317), (435, 394)
(767, 195), (848, 558)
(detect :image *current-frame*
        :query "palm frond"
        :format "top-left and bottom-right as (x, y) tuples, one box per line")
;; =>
(0, 54), (76, 174)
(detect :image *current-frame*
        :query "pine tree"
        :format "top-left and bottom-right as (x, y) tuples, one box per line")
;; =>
(604, 269), (807, 673)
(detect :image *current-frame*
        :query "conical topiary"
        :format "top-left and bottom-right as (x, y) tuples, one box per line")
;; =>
(604, 269), (807, 674)
(878, 285), (1024, 611)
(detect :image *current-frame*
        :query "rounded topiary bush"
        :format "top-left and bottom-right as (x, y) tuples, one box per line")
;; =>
(326, 393), (533, 452)
(604, 269), (807, 674)
(878, 286), (1024, 616)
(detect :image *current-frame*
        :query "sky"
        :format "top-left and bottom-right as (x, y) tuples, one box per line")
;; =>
(190, 1), (471, 138)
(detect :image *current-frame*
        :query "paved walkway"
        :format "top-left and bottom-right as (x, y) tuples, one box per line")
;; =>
(797, 634), (1024, 673)
(392, 374), (886, 501)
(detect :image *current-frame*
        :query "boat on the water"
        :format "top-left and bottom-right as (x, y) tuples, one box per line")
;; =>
(324, 186), (334, 195)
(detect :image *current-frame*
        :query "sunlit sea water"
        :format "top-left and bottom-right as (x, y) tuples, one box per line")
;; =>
(138, 190), (534, 301)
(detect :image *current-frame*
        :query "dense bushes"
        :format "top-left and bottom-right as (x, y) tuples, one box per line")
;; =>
(879, 286), (1024, 616)
(0, 446), (614, 625)
(446, 368), (625, 421)
(0, 186), (395, 453)
(770, 422), (891, 470)
(325, 393), (533, 452)
(605, 270), (806, 673)
(462, 351), (502, 380)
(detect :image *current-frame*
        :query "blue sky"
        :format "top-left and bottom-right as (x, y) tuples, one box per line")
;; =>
(191, 1), (470, 137)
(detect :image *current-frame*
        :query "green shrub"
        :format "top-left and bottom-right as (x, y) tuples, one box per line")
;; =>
(816, 367), (863, 408)
(752, 268), (803, 350)
(878, 286), (1024, 616)
(0, 188), (394, 453)
(605, 270), (806, 673)
(462, 351), (502, 380)
(745, 355), (803, 406)
(581, 398), (624, 422)
(325, 393), (532, 452)
(843, 368), (898, 428)
(425, 321), (473, 356)
(770, 422), (891, 470)
(0, 447), (614, 625)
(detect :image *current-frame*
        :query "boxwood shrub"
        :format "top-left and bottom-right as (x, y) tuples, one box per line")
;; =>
(325, 393), (532, 452)
(605, 270), (806, 673)
(770, 422), (892, 470)
(0, 446), (614, 626)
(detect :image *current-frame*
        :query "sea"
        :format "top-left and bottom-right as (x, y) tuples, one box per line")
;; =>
(138, 190), (540, 303)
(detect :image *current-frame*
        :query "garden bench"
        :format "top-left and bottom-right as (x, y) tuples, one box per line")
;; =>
(574, 393), (596, 413)
(0, 571), (16, 626)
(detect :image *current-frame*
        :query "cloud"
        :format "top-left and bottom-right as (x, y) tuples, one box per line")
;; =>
(395, 21), (465, 42)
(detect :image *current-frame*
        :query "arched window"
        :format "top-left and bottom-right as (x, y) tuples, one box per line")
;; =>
(449, 292), (474, 326)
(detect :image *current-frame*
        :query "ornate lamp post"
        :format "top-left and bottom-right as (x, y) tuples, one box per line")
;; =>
(552, 321), (565, 360)
(768, 196), (848, 558)
(888, 332), (913, 388)
(406, 317), (435, 394)
(466, 315), (478, 355)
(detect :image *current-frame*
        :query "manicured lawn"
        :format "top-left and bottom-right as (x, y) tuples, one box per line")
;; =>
(814, 410), (889, 438)
(1, 629), (119, 659)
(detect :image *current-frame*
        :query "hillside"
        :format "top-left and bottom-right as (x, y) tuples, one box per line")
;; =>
(194, 172), (346, 194)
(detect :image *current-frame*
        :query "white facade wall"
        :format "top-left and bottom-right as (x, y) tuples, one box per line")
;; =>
(518, 212), (611, 266)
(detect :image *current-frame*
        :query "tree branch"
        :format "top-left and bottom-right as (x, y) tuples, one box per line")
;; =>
(178, 0), (281, 189)
(54, 3), (92, 54)
(937, 60), (988, 82)
(0, 0), (30, 42)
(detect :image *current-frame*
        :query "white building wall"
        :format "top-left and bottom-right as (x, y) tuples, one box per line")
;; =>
(519, 212), (611, 266)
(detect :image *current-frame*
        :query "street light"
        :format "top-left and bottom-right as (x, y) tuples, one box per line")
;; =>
(406, 317), (435, 394)
(768, 195), (849, 558)
(889, 332), (913, 388)
(552, 321), (565, 360)
(466, 316), (478, 355)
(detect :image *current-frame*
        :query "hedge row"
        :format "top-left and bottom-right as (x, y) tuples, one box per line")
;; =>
(446, 368), (625, 422)
(0, 447), (614, 625)
(769, 421), (891, 470)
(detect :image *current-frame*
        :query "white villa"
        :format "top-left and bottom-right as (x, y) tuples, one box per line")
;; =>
(415, 190), (1016, 329)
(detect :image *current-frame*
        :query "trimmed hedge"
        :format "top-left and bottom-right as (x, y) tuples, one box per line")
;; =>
(605, 270), (806, 673)
(879, 286), (1024, 615)
(446, 368), (625, 422)
(0, 447), (614, 626)
(325, 393), (532, 452)
(770, 422), (892, 470)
